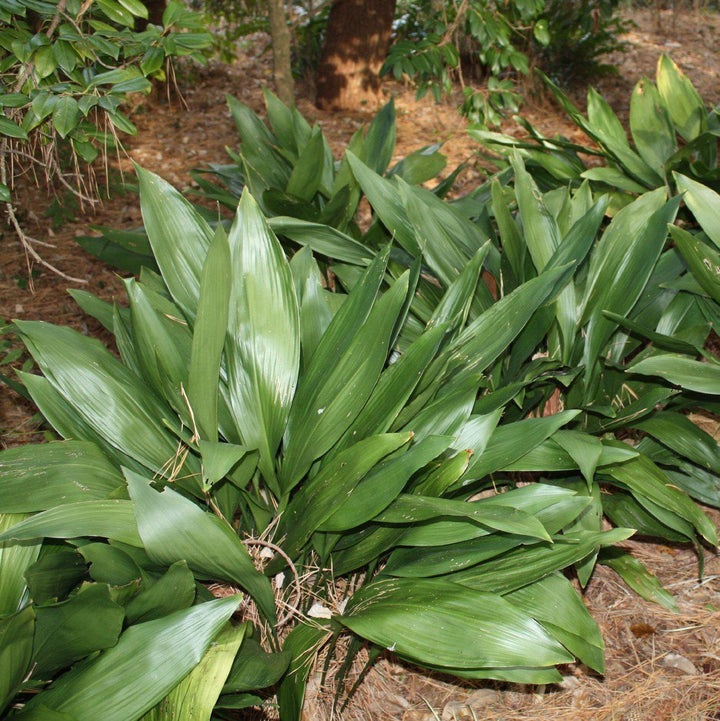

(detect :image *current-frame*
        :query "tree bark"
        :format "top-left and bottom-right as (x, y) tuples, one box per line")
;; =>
(267, 0), (295, 106)
(316, 0), (397, 111)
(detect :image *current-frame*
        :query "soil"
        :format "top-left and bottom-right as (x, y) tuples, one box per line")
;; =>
(2, 6), (720, 720)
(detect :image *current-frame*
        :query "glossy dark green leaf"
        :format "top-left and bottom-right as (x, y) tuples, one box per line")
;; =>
(125, 560), (196, 624)
(32, 583), (124, 678)
(0, 441), (124, 513)
(629, 78), (676, 176)
(137, 166), (213, 320)
(340, 577), (572, 670)
(0, 606), (34, 715)
(125, 469), (276, 623)
(601, 548), (678, 611)
(25, 550), (87, 605)
(656, 55), (706, 142)
(187, 227), (231, 440)
(674, 172), (720, 250)
(0, 501), (141, 547)
(223, 635), (291, 693)
(17, 596), (241, 721)
(629, 353), (720, 396)
(277, 432), (412, 562)
(225, 189), (300, 487)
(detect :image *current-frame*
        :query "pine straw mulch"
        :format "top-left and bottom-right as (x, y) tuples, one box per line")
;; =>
(2, 6), (720, 720)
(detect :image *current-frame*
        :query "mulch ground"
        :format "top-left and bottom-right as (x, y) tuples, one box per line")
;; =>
(2, 6), (720, 719)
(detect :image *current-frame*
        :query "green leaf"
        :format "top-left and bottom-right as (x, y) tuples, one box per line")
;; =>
(0, 512), (40, 616)
(25, 551), (87, 605)
(601, 548), (679, 611)
(319, 435), (453, 532)
(671, 225), (720, 305)
(187, 227), (231, 440)
(269, 217), (373, 265)
(0, 441), (124, 513)
(340, 577), (572, 670)
(603, 453), (717, 545)
(553, 430), (603, 488)
(125, 560), (196, 624)
(0, 606), (34, 715)
(629, 353), (720, 396)
(137, 166), (213, 320)
(125, 469), (276, 623)
(32, 583), (125, 678)
(225, 190), (300, 488)
(629, 78), (676, 177)
(277, 432), (413, 562)
(0, 113), (28, 139)
(450, 529), (634, 594)
(141, 623), (245, 721)
(18, 596), (241, 721)
(633, 411), (720, 474)
(363, 98), (396, 175)
(117, 0), (148, 18)
(223, 635), (291, 693)
(281, 252), (405, 489)
(16, 321), (190, 483)
(52, 96), (80, 138)
(505, 573), (605, 673)
(656, 55), (706, 142)
(463, 411), (579, 483)
(674, 172), (720, 250)
(286, 129), (325, 201)
(0, 501), (142, 547)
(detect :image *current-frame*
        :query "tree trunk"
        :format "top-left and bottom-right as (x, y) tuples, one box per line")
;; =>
(267, 0), (295, 106)
(316, 0), (397, 111)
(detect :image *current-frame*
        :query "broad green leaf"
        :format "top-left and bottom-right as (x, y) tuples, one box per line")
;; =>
(225, 190), (300, 488)
(0, 113), (28, 139)
(444, 265), (570, 382)
(629, 79), (676, 176)
(671, 225), (720, 305)
(269, 217), (373, 265)
(656, 55), (706, 142)
(286, 129), (324, 201)
(80, 543), (142, 586)
(363, 98), (396, 175)
(276, 432), (412, 562)
(16, 321), (192, 483)
(629, 353), (720, 396)
(187, 227), (231, 440)
(0, 441), (123, 512)
(462, 411), (579, 483)
(0, 513), (40, 616)
(282, 255), (405, 488)
(450, 529), (634, 594)
(137, 166), (214, 320)
(581, 191), (679, 388)
(25, 551), (87, 606)
(674, 173), (720, 250)
(601, 548), (679, 611)
(389, 144), (446, 185)
(125, 560), (196, 624)
(491, 179), (524, 281)
(505, 573), (605, 673)
(602, 453), (717, 545)
(553, 430), (603, 488)
(32, 583), (124, 678)
(378, 494), (551, 541)
(346, 151), (418, 254)
(633, 411), (720, 474)
(116, 0), (148, 18)
(0, 606), (34, 715)
(223, 635), (291, 693)
(18, 596), (241, 721)
(125, 469), (276, 623)
(0, 501), (142, 547)
(52, 96), (80, 138)
(340, 577), (572, 670)
(319, 436), (453, 532)
(141, 623), (245, 721)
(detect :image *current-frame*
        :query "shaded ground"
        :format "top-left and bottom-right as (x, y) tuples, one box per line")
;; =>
(2, 6), (720, 719)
